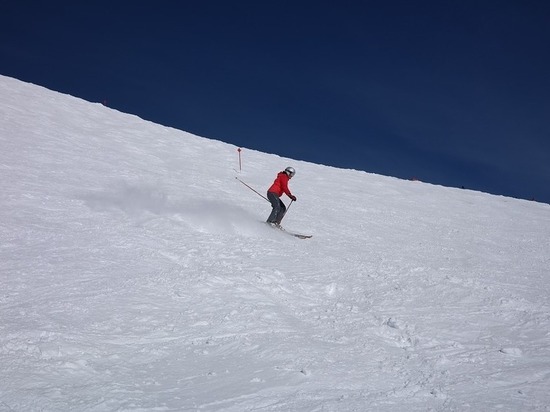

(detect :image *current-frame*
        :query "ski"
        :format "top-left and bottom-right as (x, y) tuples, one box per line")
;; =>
(287, 232), (313, 239)
(266, 222), (312, 239)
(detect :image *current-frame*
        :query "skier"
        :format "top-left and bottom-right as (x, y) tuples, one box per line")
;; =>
(266, 167), (297, 227)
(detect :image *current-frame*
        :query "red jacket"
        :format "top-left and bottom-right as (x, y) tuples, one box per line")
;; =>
(268, 172), (293, 198)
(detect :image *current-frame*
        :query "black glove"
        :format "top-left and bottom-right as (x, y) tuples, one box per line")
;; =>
(290, 195), (297, 201)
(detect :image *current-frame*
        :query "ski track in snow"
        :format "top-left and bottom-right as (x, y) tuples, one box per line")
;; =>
(1, 75), (550, 411)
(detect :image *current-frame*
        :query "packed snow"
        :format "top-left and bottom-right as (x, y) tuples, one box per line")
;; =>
(1, 74), (549, 411)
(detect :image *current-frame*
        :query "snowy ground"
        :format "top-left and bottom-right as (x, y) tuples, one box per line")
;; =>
(1, 75), (549, 411)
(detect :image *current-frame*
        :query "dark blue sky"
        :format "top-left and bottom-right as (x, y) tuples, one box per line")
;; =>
(2, 1), (549, 203)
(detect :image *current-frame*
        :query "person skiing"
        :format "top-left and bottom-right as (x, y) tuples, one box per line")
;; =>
(266, 167), (297, 226)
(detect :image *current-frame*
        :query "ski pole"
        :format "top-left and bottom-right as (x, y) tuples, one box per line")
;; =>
(280, 199), (293, 221)
(286, 200), (294, 213)
(235, 177), (269, 202)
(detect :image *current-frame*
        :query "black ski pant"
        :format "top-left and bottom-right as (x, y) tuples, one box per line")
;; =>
(266, 191), (286, 224)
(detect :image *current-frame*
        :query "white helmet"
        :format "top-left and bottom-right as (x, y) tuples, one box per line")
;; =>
(284, 166), (296, 177)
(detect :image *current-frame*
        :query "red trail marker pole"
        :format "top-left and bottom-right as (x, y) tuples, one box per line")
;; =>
(237, 148), (242, 172)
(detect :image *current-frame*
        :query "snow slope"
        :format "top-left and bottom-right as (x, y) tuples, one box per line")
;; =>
(1, 74), (549, 411)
